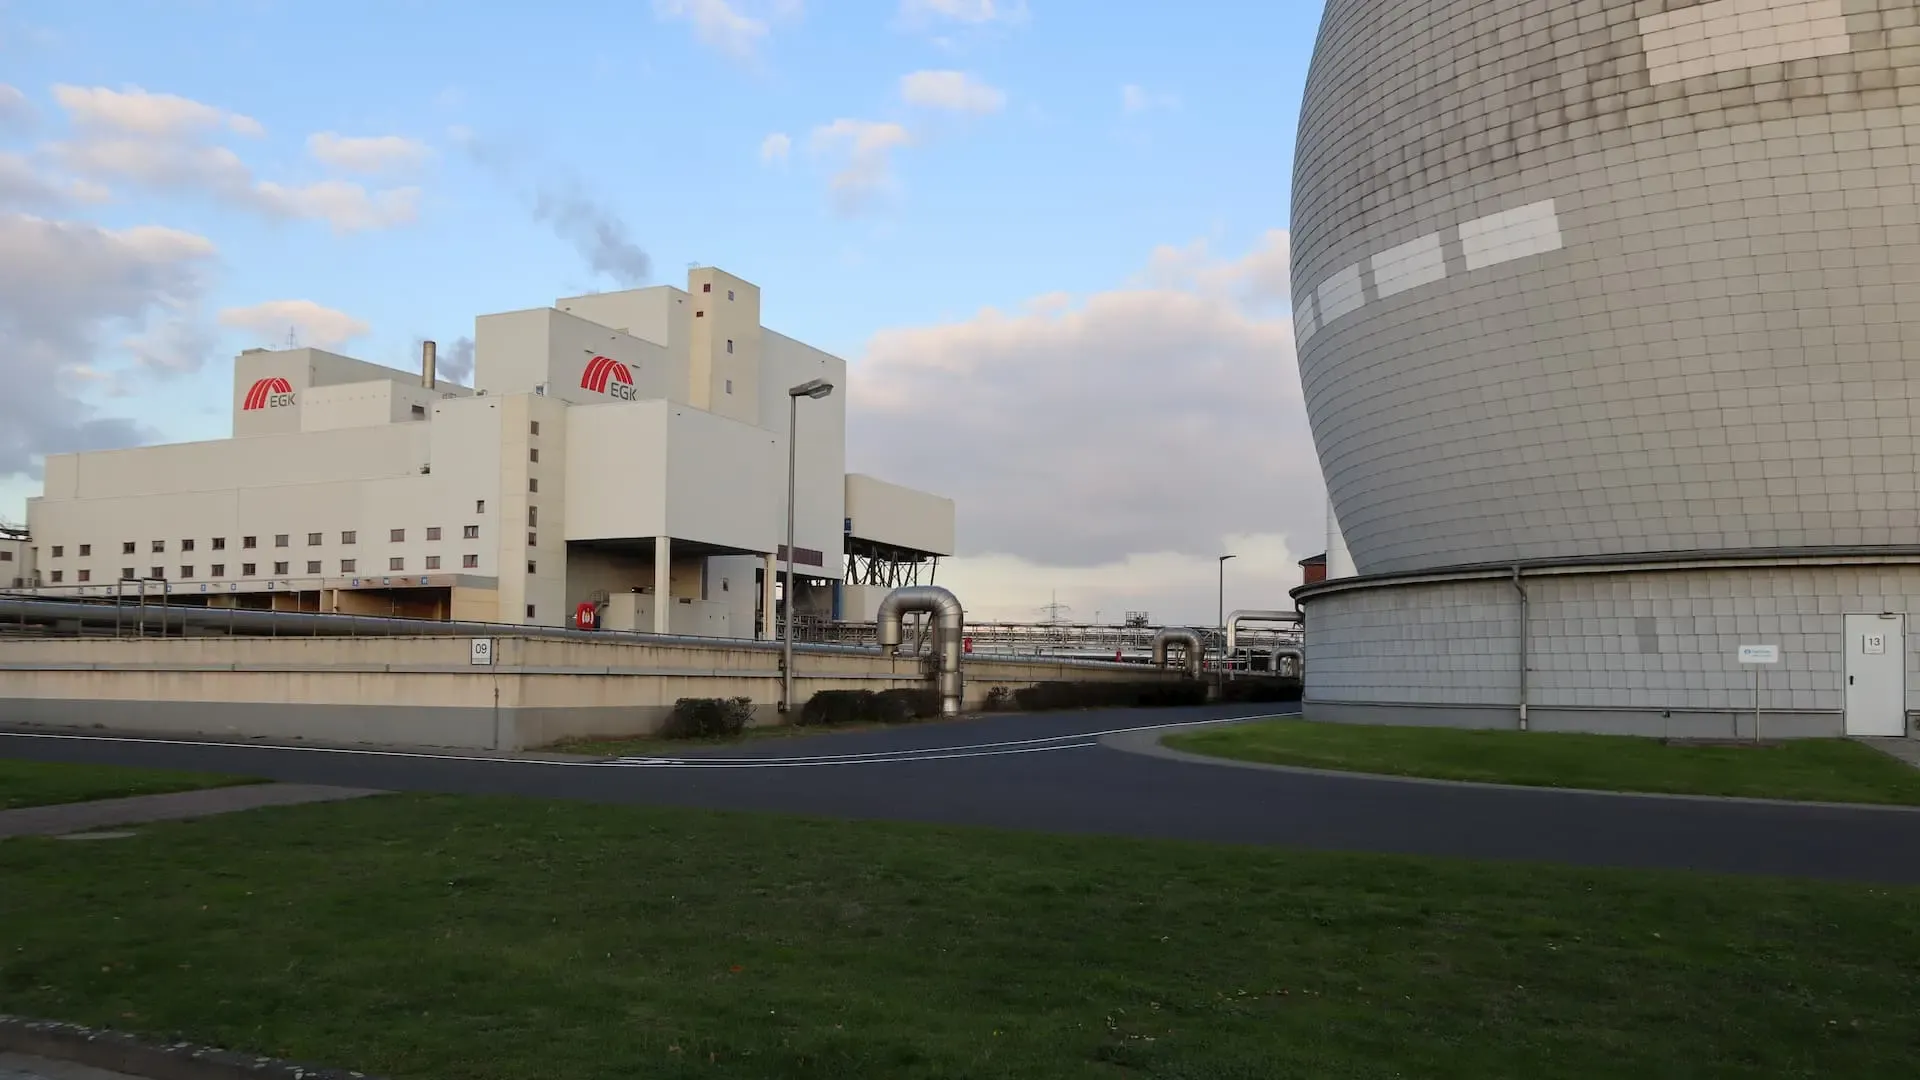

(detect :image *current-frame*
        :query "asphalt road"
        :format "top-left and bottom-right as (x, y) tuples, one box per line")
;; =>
(5, 706), (1920, 883)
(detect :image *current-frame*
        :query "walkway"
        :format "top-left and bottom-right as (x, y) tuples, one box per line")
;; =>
(0, 783), (383, 839)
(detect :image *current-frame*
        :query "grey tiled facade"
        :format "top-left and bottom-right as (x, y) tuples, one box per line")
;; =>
(1291, 0), (1920, 734)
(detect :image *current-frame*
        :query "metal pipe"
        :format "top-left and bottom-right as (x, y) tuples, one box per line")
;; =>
(1223, 609), (1304, 654)
(1511, 564), (1529, 731)
(1268, 646), (1304, 679)
(1151, 627), (1203, 678)
(422, 339), (437, 389)
(877, 585), (965, 716)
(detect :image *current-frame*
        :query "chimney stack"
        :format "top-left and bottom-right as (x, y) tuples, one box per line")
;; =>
(422, 339), (437, 390)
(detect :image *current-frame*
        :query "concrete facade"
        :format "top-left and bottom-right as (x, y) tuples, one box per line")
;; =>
(0, 635), (1179, 751)
(16, 267), (952, 636)
(1292, 0), (1920, 736)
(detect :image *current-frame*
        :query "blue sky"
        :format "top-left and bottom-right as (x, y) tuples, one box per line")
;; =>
(0, 0), (1326, 622)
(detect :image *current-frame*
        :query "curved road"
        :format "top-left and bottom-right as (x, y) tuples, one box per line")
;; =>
(4, 706), (1919, 883)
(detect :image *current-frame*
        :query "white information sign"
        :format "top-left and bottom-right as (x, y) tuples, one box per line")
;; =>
(1864, 633), (1887, 655)
(1737, 644), (1780, 665)
(470, 638), (494, 666)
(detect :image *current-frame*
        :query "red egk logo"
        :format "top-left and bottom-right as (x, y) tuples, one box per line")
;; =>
(580, 355), (637, 400)
(242, 377), (296, 411)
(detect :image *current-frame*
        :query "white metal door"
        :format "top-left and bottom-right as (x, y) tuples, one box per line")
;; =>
(1844, 613), (1907, 737)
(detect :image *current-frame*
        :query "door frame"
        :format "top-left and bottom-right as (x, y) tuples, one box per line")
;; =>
(1844, 612), (1908, 738)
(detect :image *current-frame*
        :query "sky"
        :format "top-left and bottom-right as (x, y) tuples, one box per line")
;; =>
(0, 0), (1327, 625)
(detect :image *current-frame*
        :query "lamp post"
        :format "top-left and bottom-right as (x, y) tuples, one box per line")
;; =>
(1217, 553), (1235, 671)
(782, 378), (835, 713)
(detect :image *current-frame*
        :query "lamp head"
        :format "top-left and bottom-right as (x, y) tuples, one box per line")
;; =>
(789, 379), (834, 399)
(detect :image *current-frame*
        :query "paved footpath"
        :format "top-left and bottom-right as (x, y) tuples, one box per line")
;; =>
(0, 783), (383, 839)
(1, 1052), (152, 1080)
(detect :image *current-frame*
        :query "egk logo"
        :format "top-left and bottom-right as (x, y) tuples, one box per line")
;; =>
(242, 377), (296, 411)
(580, 354), (637, 400)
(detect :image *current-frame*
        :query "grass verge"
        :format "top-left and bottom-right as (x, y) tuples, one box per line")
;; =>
(0, 758), (261, 811)
(3, 787), (1920, 1077)
(1165, 718), (1920, 804)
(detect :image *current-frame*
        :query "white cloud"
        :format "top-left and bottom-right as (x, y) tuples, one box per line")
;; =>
(253, 179), (420, 233)
(847, 230), (1323, 622)
(900, 70), (1006, 114)
(307, 132), (432, 174)
(0, 213), (217, 477)
(52, 84), (261, 138)
(808, 118), (912, 216)
(1121, 83), (1178, 114)
(218, 299), (371, 348)
(759, 131), (792, 165)
(0, 153), (110, 209)
(899, 0), (1027, 25)
(653, 0), (801, 59)
(0, 84), (32, 131)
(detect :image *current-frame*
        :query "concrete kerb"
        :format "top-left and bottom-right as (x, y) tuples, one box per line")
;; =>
(0, 1016), (381, 1080)
(1102, 715), (1920, 815)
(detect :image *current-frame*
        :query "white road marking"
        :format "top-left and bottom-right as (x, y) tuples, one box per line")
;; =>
(0, 714), (1280, 772)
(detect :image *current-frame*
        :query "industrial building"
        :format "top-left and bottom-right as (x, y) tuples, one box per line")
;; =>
(1291, 0), (1920, 738)
(12, 266), (954, 637)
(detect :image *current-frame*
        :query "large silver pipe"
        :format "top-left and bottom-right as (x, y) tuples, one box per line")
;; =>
(1223, 608), (1303, 654)
(1151, 627), (1203, 678)
(876, 585), (965, 716)
(422, 339), (437, 389)
(1269, 646), (1304, 679)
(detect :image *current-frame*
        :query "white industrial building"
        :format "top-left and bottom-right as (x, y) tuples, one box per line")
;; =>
(14, 266), (954, 637)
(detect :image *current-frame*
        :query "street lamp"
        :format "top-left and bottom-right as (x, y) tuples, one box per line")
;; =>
(1217, 553), (1236, 670)
(782, 378), (834, 713)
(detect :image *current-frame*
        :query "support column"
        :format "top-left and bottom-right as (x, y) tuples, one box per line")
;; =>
(653, 536), (671, 635)
(761, 552), (777, 640)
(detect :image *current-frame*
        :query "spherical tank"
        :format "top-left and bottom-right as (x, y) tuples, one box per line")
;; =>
(1292, 0), (1920, 576)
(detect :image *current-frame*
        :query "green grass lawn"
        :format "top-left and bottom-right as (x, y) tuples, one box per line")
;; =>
(0, 758), (261, 811)
(3, 787), (1920, 1078)
(1165, 718), (1920, 805)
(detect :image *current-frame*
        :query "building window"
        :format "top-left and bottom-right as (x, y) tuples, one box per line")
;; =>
(180, 566), (193, 579)
(725, 378), (733, 394)
(0, 551), (11, 562)
(50, 570), (62, 583)
(530, 420), (540, 435)
(526, 604), (536, 619)
(527, 560), (537, 574)
(182, 539), (195, 552)
(476, 500), (485, 514)
(275, 534), (289, 548)
(390, 528), (405, 542)
(150, 567), (164, 579)
(425, 555), (441, 570)
(527, 506), (538, 526)
(152, 540), (165, 553)
(243, 536), (257, 549)
(695, 310), (704, 318)
(529, 447), (539, 463)
(306, 560), (321, 574)
(77, 570), (90, 583)
(308, 532), (322, 546)
(387, 557), (402, 571)
(410, 404), (426, 419)
(702, 282), (711, 293)
(123, 541), (136, 555)
(728, 289), (735, 301)
(78, 544), (90, 556)
(273, 561), (288, 575)
(528, 478), (538, 493)
(212, 537), (226, 551)
(242, 562), (256, 576)
(341, 559), (356, 573)
(342, 531), (356, 544)
(51, 545), (63, 558)
(211, 564), (225, 577)
(527, 532), (537, 546)
(726, 339), (734, 354)
(462, 554), (479, 569)
(463, 525), (480, 539)
(427, 527), (441, 541)
(121, 568), (134, 580)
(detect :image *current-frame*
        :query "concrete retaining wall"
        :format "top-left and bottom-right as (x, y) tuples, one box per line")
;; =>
(0, 635), (1178, 750)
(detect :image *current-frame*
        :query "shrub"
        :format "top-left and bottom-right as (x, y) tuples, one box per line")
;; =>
(799, 689), (876, 727)
(1217, 677), (1303, 703)
(659, 696), (755, 739)
(983, 686), (1015, 712)
(875, 687), (941, 722)
(1011, 680), (1209, 712)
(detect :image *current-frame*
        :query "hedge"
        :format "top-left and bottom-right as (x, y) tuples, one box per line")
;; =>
(800, 687), (943, 727)
(1217, 677), (1304, 703)
(659, 696), (756, 739)
(1010, 680), (1210, 712)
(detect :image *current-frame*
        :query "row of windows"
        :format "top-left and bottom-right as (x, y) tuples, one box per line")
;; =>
(47, 554), (485, 584)
(48, 522), (486, 559)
